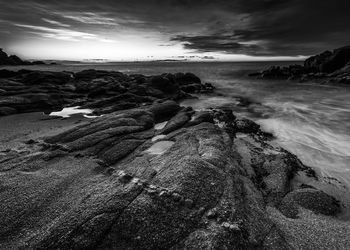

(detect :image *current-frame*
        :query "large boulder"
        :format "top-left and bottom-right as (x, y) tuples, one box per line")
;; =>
(149, 75), (180, 95)
(8, 55), (25, 65)
(304, 46), (350, 73)
(235, 118), (260, 134)
(279, 188), (340, 218)
(0, 48), (33, 65)
(0, 48), (11, 65)
(175, 72), (201, 85)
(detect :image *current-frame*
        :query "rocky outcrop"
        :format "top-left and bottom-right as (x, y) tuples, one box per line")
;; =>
(304, 46), (350, 73)
(0, 98), (346, 249)
(250, 46), (350, 84)
(0, 69), (214, 116)
(0, 48), (45, 66)
(0, 70), (347, 249)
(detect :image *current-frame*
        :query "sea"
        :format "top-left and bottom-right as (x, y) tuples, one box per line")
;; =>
(2, 61), (350, 210)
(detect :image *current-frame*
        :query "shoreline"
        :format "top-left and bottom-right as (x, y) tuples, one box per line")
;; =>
(0, 69), (349, 248)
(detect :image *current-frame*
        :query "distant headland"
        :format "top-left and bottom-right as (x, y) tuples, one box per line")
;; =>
(0, 48), (51, 66)
(250, 46), (350, 84)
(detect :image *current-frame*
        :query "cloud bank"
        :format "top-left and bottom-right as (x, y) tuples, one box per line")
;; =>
(1, 0), (349, 59)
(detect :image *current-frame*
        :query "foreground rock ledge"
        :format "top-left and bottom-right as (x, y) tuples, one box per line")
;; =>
(0, 71), (348, 249)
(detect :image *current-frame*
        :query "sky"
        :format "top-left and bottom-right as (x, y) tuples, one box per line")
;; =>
(0, 0), (349, 61)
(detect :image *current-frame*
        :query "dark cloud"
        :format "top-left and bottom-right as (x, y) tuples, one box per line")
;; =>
(171, 0), (350, 56)
(171, 35), (264, 55)
(0, 0), (349, 57)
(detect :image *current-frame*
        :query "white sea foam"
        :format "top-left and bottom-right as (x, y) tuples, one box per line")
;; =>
(49, 106), (93, 118)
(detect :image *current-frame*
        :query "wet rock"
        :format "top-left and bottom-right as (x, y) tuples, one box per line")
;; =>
(186, 111), (214, 127)
(159, 107), (193, 134)
(279, 188), (341, 218)
(235, 118), (260, 134)
(202, 82), (215, 92)
(148, 100), (181, 122)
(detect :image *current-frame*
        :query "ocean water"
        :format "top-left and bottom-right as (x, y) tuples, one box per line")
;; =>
(2, 61), (350, 201)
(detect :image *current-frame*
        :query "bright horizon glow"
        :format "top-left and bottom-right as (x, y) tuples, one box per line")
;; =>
(7, 40), (307, 62)
(1, 1), (348, 62)
(2, 8), (308, 62)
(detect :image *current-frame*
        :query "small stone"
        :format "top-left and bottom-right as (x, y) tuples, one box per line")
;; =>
(106, 168), (115, 175)
(222, 222), (231, 228)
(74, 153), (84, 158)
(159, 190), (168, 197)
(118, 171), (133, 183)
(184, 198), (194, 208)
(222, 222), (240, 231)
(172, 192), (181, 202)
(229, 224), (240, 230)
(25, 139), (36, 144)
(96, 159), (108, 167)
(147, 189), (157, 195)
(132, 178), (140, 184)
(149, 185), (157, 190)
(207, 210), (217, 219)
(198, 207), (206, 214)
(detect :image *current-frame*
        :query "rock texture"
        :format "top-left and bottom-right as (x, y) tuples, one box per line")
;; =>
(0, 71), (348, 249)
(0, 69), (214, 116)
(279, 188), (340, 218)
(250, 46), (350, 84)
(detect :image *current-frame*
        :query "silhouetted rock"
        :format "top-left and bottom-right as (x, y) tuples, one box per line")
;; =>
(250, 46), (350, 84)
(149, 75), (180, 95)
(305, 46), (350, 73)
(175, 72), (201, 84)
(31, 60), (46, 65)
(0, 69), (212, 116)
(0, 48), (45, 66)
